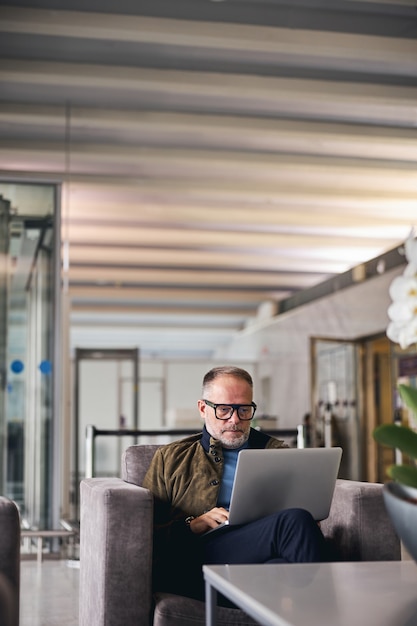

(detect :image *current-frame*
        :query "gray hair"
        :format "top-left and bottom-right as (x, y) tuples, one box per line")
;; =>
(202, 366), (253, 395)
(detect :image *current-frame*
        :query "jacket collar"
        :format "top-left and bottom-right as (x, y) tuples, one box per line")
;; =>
(200, 424), (213, 452)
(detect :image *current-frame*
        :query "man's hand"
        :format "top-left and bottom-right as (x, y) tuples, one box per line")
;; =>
(189, 507), (229, 534)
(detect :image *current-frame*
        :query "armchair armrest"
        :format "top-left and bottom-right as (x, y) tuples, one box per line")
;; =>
(320, 479), (401, 561)
(80, 478), (154, 626)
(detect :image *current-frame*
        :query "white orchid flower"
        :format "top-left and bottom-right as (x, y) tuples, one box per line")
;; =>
(387, 230), (417, 349)
(387, 317), (417, 349)
(404, 262), (417, 278)
(388, 300), (417, 323)
(405, 228), (417, 266)
(389, 274), (417, 302)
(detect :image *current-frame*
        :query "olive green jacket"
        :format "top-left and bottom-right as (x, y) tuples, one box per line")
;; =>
(142, 426), (288, 593)
(142, 426), (287, 542)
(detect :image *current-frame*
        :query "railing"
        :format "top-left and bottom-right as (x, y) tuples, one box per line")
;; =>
(85, 424), (303, 478)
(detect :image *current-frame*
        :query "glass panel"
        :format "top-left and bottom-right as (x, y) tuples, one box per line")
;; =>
(393, 347), (417, 426)
(78, 358), (135, 477)
(0, 182), (57, 529)
(390, 343), (417, 471)
(0, 195), (10, 494)
(311, 338), (362, 480)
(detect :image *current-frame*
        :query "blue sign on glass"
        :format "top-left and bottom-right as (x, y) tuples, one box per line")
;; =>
(10, 360), (24, 374)
(39, 360), (52, 375)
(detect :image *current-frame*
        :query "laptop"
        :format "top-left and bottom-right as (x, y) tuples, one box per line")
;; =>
(204, 446), (342, 536)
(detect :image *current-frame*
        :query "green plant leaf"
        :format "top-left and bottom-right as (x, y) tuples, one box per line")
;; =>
(373, 424), (417, 460)
(388, 464), (417, 489)
(399, 384), (417, 415)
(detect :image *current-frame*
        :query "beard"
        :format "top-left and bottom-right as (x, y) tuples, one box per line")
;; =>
(218, 427), (250, 449)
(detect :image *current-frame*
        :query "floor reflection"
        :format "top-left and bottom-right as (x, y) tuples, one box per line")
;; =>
(20, 559), (79, 626)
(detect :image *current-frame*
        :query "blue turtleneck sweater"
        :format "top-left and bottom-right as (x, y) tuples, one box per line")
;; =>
(217, 441), (249, 509)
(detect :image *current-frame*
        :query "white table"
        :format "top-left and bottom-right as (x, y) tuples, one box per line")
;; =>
(203, 561), (417, 626)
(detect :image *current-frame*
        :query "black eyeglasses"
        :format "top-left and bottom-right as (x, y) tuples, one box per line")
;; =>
(203, 399), (257, 421)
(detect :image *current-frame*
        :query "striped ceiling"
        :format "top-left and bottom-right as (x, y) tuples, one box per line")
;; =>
(0, 0), (416, 357)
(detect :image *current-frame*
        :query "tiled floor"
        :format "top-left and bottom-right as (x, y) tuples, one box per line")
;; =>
(20, 559), (80, 626)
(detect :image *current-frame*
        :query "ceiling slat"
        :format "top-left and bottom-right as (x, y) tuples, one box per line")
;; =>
(1, 0), (416, 357)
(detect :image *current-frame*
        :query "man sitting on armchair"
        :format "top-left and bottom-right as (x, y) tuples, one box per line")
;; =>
(142, 365), (328, 600)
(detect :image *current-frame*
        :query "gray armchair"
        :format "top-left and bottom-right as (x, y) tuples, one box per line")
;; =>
(0, 496), (20, 626)
(79, 444), (400, 626)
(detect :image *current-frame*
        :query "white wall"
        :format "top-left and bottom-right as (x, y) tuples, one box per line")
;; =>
(141, 359), (257, 429)
(78, 359), (135, 475)
(215, 266), (404, 429)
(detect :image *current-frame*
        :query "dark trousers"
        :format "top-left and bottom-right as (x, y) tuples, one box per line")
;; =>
(162, 508), (329, 600)
(203, 507), (328, 565)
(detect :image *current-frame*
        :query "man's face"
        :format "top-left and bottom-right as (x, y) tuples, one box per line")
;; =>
(198, 374), (253, 449)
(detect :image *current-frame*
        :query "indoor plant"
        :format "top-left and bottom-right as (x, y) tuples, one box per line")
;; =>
(373, 384), (417, 487)
(373, 229), (417, 560)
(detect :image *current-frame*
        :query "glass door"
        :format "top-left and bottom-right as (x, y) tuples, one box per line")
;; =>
(311, 333), (398, 483)
(72, 347), (139, 519)
(311, 337), (362, 480)
(0, 182), (59, 529)
(0, 195), (10, 494)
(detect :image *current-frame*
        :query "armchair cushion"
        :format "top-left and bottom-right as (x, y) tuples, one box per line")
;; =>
(122, 444), (160, 486)
(320, 478), (401, 561)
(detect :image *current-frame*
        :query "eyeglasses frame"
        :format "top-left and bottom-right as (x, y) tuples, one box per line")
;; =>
(203, 399), (257, 421)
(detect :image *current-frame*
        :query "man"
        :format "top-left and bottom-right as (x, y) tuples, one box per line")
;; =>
(142, 365), (328, 600)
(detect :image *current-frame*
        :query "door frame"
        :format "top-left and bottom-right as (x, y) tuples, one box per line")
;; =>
(73, 347), (139, 518)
